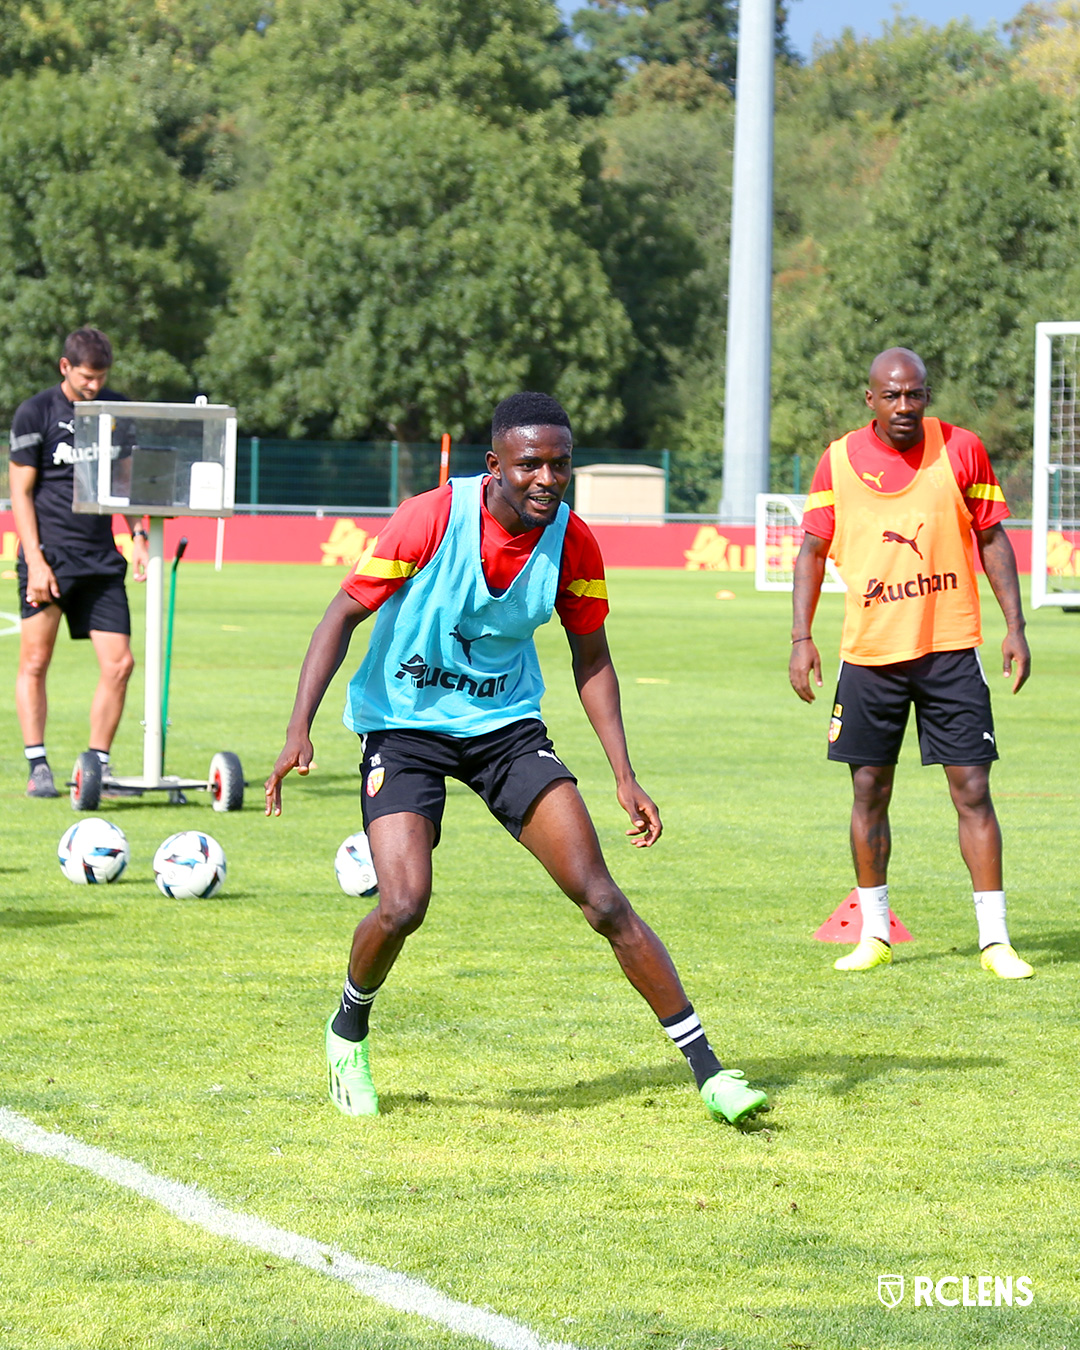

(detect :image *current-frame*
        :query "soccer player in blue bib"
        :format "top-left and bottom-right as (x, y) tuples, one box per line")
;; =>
(266, 392), (767, 1126)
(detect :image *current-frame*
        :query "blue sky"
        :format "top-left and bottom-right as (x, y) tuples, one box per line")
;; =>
(557, 2), (1022, 62)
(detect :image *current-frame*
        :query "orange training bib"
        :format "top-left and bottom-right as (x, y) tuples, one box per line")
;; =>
(828, 417), (982, 665)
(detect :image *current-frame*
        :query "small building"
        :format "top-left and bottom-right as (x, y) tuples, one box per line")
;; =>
(572, 463), (665, 524)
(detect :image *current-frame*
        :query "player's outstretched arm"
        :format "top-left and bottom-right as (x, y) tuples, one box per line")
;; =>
(566, 624), (661, 847)
(265, 589), (372, 816)
(789, 532), (830, 702)
(976, 522), (1030, 693)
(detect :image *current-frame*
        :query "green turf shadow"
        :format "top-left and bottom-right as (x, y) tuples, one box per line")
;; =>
(0, 907), (114, 930)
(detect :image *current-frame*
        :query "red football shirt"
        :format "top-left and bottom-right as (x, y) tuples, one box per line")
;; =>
(342, 479), (609, 634)
(801, 420), (1010, 541)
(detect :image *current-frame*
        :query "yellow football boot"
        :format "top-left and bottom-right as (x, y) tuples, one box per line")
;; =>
(980, 944), (1034, 979)
(833, 937), (892, 972)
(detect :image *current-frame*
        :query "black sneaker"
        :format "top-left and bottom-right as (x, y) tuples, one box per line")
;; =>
(26, 763), (60, 798)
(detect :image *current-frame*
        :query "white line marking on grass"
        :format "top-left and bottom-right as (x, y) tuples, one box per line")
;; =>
(0, 611), (20, 637)
(0, 1106), (583, 1350)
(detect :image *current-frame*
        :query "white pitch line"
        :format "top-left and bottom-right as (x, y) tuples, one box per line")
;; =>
(0, 610), (20, 637)
(0, 1106), (583, 1350)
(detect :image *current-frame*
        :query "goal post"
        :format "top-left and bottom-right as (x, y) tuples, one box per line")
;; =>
(754, 492), (846, 593)
(1032, 322), (1080, 608)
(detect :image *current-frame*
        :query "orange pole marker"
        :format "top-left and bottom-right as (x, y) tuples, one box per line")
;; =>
(439, 433), (451, 487)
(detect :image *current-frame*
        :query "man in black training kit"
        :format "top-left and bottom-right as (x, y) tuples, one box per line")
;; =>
(9, 328), (148, 797)
(266, 392), (768, 1126)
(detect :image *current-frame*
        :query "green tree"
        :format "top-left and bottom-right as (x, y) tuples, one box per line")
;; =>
(811, 79), (1080, 471)
(203, 102), (633, 441)
(790, 15), (1010, 130)
(0, 68), (225, 417)
(221, 0), (565, 137)
(767, 20), (1030, 486)
(596, 102), (732, 507)
(0, 0), (267, 76)
(572, 0), (737, 88)
(0, 2), (268, 196)
(1010, 1), (1080, 97)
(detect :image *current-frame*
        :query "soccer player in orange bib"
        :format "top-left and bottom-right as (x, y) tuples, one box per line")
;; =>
(789, 348), (1033, 978)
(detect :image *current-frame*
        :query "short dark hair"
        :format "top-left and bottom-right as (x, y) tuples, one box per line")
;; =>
(491, 392), (571, 441)
(63, 327), (113, 370)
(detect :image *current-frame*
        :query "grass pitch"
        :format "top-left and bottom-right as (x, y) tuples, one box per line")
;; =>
(1, 563), (1077, 1349)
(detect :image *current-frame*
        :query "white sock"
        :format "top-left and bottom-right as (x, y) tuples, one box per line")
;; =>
(24, 745), (46, 762)
(973, 890), (1009, 950)
(857, 884), (891, 944)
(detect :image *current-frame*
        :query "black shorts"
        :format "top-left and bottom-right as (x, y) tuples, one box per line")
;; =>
(17, 560), (131, 640)
(826, 648), (997, 767)
(359, 718), (577, 846)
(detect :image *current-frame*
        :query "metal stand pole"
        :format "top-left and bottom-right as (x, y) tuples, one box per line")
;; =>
(142, 518), (165, 784)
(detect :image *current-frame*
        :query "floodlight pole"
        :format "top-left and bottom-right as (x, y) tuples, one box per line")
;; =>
(719, 0), (775, 523)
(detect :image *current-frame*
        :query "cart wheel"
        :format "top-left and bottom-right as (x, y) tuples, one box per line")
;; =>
(209, 751), (244, 812)
(71, 751), (102, 812)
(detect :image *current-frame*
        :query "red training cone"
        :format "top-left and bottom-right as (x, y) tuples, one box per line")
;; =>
(813, 890), (913, 943)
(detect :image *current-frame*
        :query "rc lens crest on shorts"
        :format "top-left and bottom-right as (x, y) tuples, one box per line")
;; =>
(828, 703), (843, 743)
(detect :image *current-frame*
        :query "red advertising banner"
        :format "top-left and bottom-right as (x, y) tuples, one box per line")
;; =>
(0, 511), (1038, 574)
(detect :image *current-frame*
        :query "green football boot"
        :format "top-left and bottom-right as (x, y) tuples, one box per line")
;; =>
(700, 1069), (768, 1125)
(325, 1016), (379, 1116)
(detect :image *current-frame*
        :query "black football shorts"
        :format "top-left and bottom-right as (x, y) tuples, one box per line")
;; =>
(17, 559), (131, 640)
(826, 648), (998, 767)
(358, 717), (577, 845)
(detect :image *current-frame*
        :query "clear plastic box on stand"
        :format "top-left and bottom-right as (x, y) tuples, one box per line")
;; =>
(72, 401), (236, 517)
(67, 400), (243, 812)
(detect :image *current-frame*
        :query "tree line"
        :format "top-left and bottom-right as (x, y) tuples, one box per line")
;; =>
(2, 0), (1077, 511)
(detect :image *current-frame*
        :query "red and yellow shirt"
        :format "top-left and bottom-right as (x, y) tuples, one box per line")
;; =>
(801, 419), (1008, 541)
(342, 478), (609, 635)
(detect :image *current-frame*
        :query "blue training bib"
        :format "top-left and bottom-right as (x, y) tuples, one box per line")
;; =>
(344, 475), (569, 736)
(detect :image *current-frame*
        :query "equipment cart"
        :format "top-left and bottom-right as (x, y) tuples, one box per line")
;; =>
(68, 398), (244, 812)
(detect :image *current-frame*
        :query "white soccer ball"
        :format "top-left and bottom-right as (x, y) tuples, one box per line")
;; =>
(153, 830), (227, 899)
(58, 817), (130, 884)
(334, 831), (379, 897)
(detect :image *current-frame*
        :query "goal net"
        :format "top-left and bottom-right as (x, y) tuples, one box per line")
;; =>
(754, 493), (846, 593)
(1032, 322), (1080, 607)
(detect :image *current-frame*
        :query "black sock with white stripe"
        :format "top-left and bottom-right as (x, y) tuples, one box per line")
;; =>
(24, 745), (47, 771)
(331, 973), (381, 1042)
(660, 1003), (723, 1089)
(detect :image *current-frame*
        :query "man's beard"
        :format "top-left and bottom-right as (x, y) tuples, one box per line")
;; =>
(516, 500), (559, 530)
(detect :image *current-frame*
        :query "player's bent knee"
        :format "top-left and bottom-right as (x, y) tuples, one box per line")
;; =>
(373, 892), (430, 939)
(578, 886), (633, 936)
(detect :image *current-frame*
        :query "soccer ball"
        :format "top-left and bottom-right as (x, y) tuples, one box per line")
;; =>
(334, 831), (379, 897)
(58, 818), (129, 884)
(153, 830), (227, 899)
